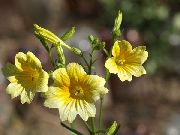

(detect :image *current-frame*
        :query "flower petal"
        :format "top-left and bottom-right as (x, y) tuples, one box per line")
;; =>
(114, 40), (132, 57)
(123, 65), (146, 77)
(44, 86), (70, 108)
(85, 75), (108, 102)
(59, 99), (77, 123)
(26, 51), (42, 69)
(126, 46), (148, 65)
(15, 52), (27, 70)
(15, 52), (42, 71)
(35, 70), (49, 92)
(112, 41), (120, 57)
(117, 67), (132, 81)
(105, 58), (119, 74)
(20, 90), (35, 104)
(52, 68), (70, 88)
(77, 100), (96, 121)
(66, 63), (86, 82)
(6, 83), (23, 99)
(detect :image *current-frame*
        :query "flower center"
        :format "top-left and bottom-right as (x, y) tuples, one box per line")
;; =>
(16, 67), (39, 89)
(22, 69), (39, 82)
(70, 86), (84, 99)
(115, 59), (126, 65)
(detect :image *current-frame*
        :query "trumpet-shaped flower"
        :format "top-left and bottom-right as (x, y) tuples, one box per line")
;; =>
(105, 40), (148, 81)
(2, 52), (49, 104)
(44, 63), (108, 123)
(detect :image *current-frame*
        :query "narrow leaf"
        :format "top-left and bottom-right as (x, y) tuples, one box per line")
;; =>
(61, 27), (76, 41)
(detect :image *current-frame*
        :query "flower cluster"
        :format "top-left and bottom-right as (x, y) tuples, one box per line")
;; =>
(2, 11), (148, 135)
(2, 53), (108, 122)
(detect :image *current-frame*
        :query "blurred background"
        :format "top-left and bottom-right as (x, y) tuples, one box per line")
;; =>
(0, 0), (180, 135)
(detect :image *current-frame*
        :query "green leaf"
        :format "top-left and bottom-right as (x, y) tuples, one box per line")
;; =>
(61, 27), (76, 41)
(105, 121), (120, 135)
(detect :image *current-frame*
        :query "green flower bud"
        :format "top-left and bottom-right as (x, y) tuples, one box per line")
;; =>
(113, 10), (122, 38)
(88, 35), (99, 46)
(93, 37), (99, 45)
(88, 35), (95, 43)
(88, 35), (105, 50)
(34, 24), (61, 46)
(94, 42), (105, 50)
(71, 47), (82, 56)
(34, 24), (82, 57)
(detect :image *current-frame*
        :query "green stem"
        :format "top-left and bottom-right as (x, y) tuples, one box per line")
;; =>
(105, 69), (111, 81)
(83, 121), (92, 134)
(98, 33), (116, 130)
(82, 53), (89, 69)
(88, 48), (95, 74)
(103, 48), (109, 56)
(61, 122), (83, 135)
(98, 68), (111, 131)
(88, 56), (92, 74)
(98, 37), (113, 131)
(90, 118), (96, 135)
(48, 49), (56, 69)
(98, 96), (103, 129)
(88, 48), (96, 134)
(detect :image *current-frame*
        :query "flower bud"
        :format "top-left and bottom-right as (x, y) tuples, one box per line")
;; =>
(113, 10), (122, 38)
(71, 47), (82, 56)
(34, 24), (60, 46)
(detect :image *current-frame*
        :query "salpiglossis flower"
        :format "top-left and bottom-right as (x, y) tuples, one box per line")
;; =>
(2, 52), (49, 104)
(105, 40), (148, 81)
(44, 63), (108, 123)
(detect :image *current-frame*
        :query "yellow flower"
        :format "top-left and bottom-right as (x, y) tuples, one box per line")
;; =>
(105, 40), (148, 81)
(44, 63), (108, 123)
(2, 52), (49, 104)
